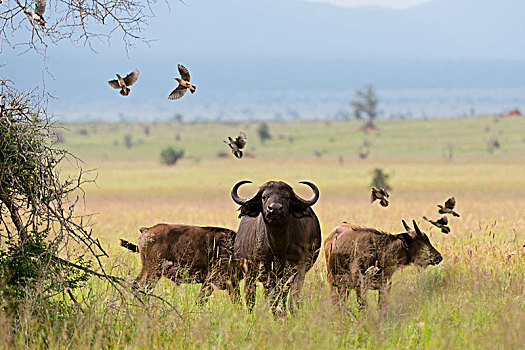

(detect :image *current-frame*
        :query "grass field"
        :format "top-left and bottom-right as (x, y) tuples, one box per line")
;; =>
(2, 115), (525, 349)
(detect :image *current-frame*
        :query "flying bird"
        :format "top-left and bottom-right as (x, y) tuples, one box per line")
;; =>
(437, 197), (460, 217)
(25, 0), (46, 26)
(224, 132), (247, 159)
(108, 69), (139, 96)
(168, 64), (196, 100)
(370, 187), (389, 207)
(423, 216), (451, 234)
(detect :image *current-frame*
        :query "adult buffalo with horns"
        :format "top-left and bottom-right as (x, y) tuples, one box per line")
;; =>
(231, 180), (321, 315)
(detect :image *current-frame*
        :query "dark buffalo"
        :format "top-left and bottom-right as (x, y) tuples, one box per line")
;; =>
(324, 220), (442, 308)
(231, 180), (321, 314)
(120, 223), (240, 303)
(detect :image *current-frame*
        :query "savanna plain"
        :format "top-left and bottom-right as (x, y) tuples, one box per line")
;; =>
(3, 115), (525, 349)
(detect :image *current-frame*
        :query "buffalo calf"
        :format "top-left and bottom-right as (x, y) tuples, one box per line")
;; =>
(121, 223), (240, 303)
(324, 220), (442, 308)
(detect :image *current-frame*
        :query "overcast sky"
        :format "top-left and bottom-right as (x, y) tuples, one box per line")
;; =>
(300, 0), (432, 9)
(3, 0), (525, 121)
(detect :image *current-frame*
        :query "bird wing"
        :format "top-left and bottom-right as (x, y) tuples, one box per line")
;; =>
(228, 137), (239, 152)
(108, 79), (121, 89)
(233, 150), (243, 159)
(380, 188), (389, 198)
(370, 190), (377, 203)
(123, 69), (139, 87)
(236, 132), (247, 148)
(168, 85), (187, 100)
(444, 197), (456, 209)
(35, 0), (46, 15)
(436, 216), (448, 225)
(422, 216), (430, 222)
(177, 64), (191, 81)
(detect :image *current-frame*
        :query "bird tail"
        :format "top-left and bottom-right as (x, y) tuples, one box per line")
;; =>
(452, 212), (460, 217)
(379, 199), (389, 207)
(120, 239), (139, 253)
(441, 227), (451, 234)
(120, 87), (130, 96)
(190, 85), (196, 94)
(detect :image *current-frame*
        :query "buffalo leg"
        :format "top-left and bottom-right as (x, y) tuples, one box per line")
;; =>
(378, 280), (392, 310)
(226, 277), (242, 305)
(198, 281), (213, 304)
(329, 284), (341, 306)
(356, 278), (367, 309)
(263, 274), (283, 315)
(134, 264), (161, 292)
(288, 267), (305, 314)
(244, 274), (257, 312)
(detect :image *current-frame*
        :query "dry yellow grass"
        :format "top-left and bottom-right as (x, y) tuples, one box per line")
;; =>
(2, 116), (525, 349)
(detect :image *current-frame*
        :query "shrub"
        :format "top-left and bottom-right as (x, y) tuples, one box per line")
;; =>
(257, 122), (272, 144)
(161, 146), (185, 166)
(123, 134), (132, 148)
(371, 168), (391, 190)
(0, 86), (103, 313)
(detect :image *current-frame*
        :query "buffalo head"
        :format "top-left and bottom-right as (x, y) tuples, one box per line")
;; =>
(231, 180), (320, 225)
(400, 220), (443, 267)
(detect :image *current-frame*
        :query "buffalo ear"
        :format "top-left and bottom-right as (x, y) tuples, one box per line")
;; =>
(238, 192), (262, 217)
(290, 195), (311, 218)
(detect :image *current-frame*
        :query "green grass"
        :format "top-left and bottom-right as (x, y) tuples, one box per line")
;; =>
(2, 115), (525, 349)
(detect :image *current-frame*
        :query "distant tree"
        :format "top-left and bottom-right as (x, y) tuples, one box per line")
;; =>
(486, 138), (501, 154)
(123, 134), (133, 148)
(257, 122), (272, 144)
(173, 114), (184, 123)
(443, 143), (455, 160)
(371, 168), (391, 191)
(161, 146), (185, 166)
(351, 84), (380, 131)
(357, 145), (370, 159)
(357, 139), (372, 159)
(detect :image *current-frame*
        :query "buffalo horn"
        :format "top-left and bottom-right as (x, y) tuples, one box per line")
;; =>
(297, 181), (320, 206)
(231, 180), (254, 205)
(412, 220), (423, 236)
(402, 219), (411, 232)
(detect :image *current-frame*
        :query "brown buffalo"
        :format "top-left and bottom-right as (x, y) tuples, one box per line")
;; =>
(120, 223), (240, 303)
(324, 220), (442, 308)
(231, 180), (321, 314)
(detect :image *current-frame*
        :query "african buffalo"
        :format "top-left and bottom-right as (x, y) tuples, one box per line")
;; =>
(120, 223), (240, 303)
(324, 220), (442, 308)
(231, 180), (321, 314)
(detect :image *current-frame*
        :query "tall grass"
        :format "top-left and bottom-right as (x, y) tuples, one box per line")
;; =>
(1, 116), (525, 348)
